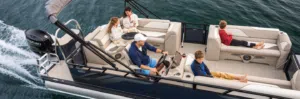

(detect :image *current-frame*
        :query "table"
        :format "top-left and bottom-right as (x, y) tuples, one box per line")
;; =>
(121, 32), (147, 40)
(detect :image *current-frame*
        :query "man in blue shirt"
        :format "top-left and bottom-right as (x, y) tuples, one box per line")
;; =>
(129, 34), (168, 76)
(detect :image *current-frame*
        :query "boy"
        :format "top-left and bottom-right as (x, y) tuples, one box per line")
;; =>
(219, 20), (264, 49)
(191, 50), (248, 82)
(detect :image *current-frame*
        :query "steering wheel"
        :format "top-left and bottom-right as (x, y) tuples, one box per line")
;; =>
(156, 54), (168, 67)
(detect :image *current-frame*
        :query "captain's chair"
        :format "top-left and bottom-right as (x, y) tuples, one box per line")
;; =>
(124, 43), (141, 70)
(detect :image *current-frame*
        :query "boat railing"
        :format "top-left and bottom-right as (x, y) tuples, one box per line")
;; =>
(53, 19), (85, 62)
(36, 53), (59, 76)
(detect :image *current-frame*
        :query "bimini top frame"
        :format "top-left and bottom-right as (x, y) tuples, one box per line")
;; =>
(44, 0), (289, 98)
(45, 0), (140, 77)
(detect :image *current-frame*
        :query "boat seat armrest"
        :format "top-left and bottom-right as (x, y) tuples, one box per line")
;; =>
(164, 22), (182, 55)
(277, 32), (292, 51)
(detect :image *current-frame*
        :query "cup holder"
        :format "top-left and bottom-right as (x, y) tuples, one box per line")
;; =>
(175, 73), (181, 76)
(186, 75), (191, 78)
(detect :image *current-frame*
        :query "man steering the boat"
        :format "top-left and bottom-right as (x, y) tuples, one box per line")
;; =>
(128, 34), (168, 76)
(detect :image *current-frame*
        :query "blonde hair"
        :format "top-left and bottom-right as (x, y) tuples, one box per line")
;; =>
(194, 50), (204, 59)
(107, 17), (119, 33)
(219, 20), (227, 29)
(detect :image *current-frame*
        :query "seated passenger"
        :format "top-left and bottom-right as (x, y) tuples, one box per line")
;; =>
(191, 50), (248, 83)
(219, 20), (265, 49)
(129, 34), (167, 76)
(122, 7), (139, 33)
(107, 17), (128, 47)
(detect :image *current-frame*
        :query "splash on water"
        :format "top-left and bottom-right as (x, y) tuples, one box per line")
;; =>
(0, 20), (42, 87)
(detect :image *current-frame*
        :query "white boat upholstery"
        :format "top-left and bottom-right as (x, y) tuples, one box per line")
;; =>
(183, 54), (289, 87)
(137, 18), (182, 55)
(291, 70), (300, 91)
(83, 24), (128, 65)
(180, 54), (300, 98)
(206, 25), (292, 68)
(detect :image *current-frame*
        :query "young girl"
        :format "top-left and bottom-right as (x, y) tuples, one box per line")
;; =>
(107, 17), (127, 47)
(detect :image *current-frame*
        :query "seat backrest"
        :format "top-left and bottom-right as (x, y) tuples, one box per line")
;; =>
(226, 25), (280, 40)
(124, 43), (134, 65)
(206, 25), (221, 60)
(291, 70), (300, 91)
(184, 54), (194, 73)
(137, 18), (171, 33)
(84, 26), (104, 41)
(92, 22), (112, 49)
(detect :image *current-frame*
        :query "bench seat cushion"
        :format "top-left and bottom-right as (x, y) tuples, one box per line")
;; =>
(221, 44), (280, 57)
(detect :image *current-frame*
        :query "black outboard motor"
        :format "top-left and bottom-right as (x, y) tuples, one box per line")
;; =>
(25, 29), (54, 55)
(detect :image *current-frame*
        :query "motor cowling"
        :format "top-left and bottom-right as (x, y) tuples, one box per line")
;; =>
(25, 29), (54, 55)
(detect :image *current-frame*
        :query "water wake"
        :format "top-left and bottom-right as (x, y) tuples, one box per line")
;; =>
(0, 67), (37, 87)
(0, 40), (39, 58)
(0, 20), (42, 87)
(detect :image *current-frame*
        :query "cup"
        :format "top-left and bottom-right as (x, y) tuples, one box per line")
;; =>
(182, 53), (186, 58)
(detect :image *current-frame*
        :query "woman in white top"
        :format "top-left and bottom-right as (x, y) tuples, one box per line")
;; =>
(122, 7), (139, 33)
(107, 17), (127, 47)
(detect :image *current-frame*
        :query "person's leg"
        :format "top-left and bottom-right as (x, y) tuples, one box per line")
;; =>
(231, 39), (253, 47)
(147, 58), (160, 75)
(211, 72), (234, 80)
(231, 39), (263, 49)
(148, 58), (157, 68)
(211, 72), (248, 82)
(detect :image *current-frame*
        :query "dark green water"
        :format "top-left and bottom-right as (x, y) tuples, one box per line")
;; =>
(0, 0), (299, 98)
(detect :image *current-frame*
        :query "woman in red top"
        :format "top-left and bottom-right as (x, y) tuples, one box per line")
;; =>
(219, 20), (264, 49)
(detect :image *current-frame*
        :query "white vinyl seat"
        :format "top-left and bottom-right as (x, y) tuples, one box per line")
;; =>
(136, 18), (182, 55)
(83, 22), (128, 65)
(181, 52), (300, 98)
(206, 25), (292, 68)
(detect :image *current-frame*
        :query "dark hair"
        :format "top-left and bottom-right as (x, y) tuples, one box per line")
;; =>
(123, 7), (132, 17)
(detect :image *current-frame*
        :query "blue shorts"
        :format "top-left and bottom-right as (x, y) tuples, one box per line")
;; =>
(139, 58), (157, 75)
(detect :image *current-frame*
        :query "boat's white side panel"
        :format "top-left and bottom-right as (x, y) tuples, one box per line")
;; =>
(45, 81), (131, 99)
(241, 84), (300, 99)
(48, 61), (74, 81)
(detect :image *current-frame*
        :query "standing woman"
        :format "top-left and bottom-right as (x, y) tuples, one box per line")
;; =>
(122, 7), (139, 33)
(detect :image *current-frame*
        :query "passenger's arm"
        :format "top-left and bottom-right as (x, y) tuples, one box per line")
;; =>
(110, 29), (121, 41)
(203, 63), (213, 77)
(156, 49), (168, 55)
(227, 31), (233, 36)
(133, 14), (139, 27)
(122, 18), (131, 29)
(193, 64), (207, 76)
(145, 42), (168, 54)
(145, 42), (157, 52)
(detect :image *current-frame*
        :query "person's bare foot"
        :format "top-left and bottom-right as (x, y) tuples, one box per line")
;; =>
(239, 78), (248, 83)
(257, 45), (265, 50)
(253, 44), (265, 50)
(239, 74), (248, 83)
(257, 41), (264, 46)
